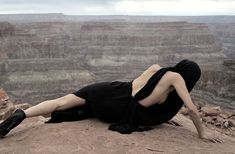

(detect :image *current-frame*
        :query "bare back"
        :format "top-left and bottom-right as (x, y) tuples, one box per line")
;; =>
(132, 64), (175, 107)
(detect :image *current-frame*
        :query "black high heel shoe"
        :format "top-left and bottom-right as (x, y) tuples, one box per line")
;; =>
(0, 109), (26, 138)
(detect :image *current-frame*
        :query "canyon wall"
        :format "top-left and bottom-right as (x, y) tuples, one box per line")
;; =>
(0, 18), (234, 110)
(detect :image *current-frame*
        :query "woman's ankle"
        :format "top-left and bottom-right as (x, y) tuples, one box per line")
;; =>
(0, 108), (26, 138)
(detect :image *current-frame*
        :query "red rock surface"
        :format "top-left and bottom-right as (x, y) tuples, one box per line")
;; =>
(0, 115), (235, 154)
(0, 88), (9, 101)
(180, 105), (235, 137)
(0, 89), (15, 120)
(0, 89), (31, 120)
(0, 89), (235, 153)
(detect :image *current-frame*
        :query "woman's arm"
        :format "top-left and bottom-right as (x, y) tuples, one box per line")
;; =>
(172, 73), (204, 138)
(171, 73), (223, 143)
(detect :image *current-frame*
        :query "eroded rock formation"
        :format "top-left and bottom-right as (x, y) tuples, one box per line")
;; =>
(0, 20), (234, 111)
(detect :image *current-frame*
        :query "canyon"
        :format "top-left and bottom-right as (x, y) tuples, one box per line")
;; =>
(0, 14), (234, 111)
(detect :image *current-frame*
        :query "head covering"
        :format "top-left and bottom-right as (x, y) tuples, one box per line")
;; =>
(171, 59), (201, 91)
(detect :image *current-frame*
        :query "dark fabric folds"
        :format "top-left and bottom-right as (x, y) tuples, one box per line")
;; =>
(45, 103), (94, 123)
(108, 59), (201, 134)
(108, 67), (174, 133)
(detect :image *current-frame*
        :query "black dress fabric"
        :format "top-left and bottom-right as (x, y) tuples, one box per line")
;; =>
(46, 81), (134, 124)
(74, 81), (134, 123)
(45, 59), (201, 134)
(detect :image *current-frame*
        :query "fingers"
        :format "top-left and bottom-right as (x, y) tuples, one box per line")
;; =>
(209, 137), (224, 144)
(202, 136), (224, 144)
(214, 137), (224, 144)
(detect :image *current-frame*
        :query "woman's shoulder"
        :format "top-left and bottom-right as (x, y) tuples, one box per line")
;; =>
(135, 64), (162, 81)
(145, 64), (162, 73)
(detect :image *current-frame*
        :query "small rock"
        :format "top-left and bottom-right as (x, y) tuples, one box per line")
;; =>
(215, 122), (222, 127)
(214, 117), (225, 128)
(216, 116), (225, 124)
(0, 88), (9, 101)
(211, 116), (217, 121)
(201, 106), (221, 116)
(228, 113), (235, 119)
(15, 103), (32, 110)
(224, 121), (230, 128)
(202, 116), (214, 124)
(0, 101), (8, 109)
(1, 105), (15, 120)
(219, 113), (228, 119)
(227, 119), (235, 127)
(0, 100), (15, 120)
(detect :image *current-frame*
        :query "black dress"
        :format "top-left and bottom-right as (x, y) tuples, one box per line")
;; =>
(46, 59), (201, 134)
(72, 80), (133, 123)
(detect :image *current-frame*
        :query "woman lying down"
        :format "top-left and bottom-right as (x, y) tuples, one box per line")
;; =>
(0, 59), (223, 143)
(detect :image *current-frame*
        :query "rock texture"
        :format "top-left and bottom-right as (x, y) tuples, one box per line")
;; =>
(0, 16), (234, 111)
(208, 23), (235, 59)
(0, 88), (31, 120)
(181, 105), (235, 137)
(0, 114), (235, 154)
(0, 88), (14, 120)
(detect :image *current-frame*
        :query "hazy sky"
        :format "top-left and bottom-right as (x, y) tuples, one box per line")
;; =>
(0, 0), (234, 15)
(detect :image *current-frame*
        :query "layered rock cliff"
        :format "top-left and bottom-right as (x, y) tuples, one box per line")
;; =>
(0, 20), (234, 110)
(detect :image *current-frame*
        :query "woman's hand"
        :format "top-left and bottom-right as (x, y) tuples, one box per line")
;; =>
(200, 132), (224, 143)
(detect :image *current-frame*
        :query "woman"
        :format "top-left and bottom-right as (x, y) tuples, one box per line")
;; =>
(0, 59), (223, 143)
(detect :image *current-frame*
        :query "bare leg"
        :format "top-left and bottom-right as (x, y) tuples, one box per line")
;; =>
(24, 94), (86, 118)
(0, 94), (85, 138)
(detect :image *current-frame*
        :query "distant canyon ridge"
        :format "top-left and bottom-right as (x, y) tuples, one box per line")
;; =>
(0, 14), (234, 111)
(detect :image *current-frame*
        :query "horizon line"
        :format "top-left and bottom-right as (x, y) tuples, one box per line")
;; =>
(0, 13), (235, 17)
